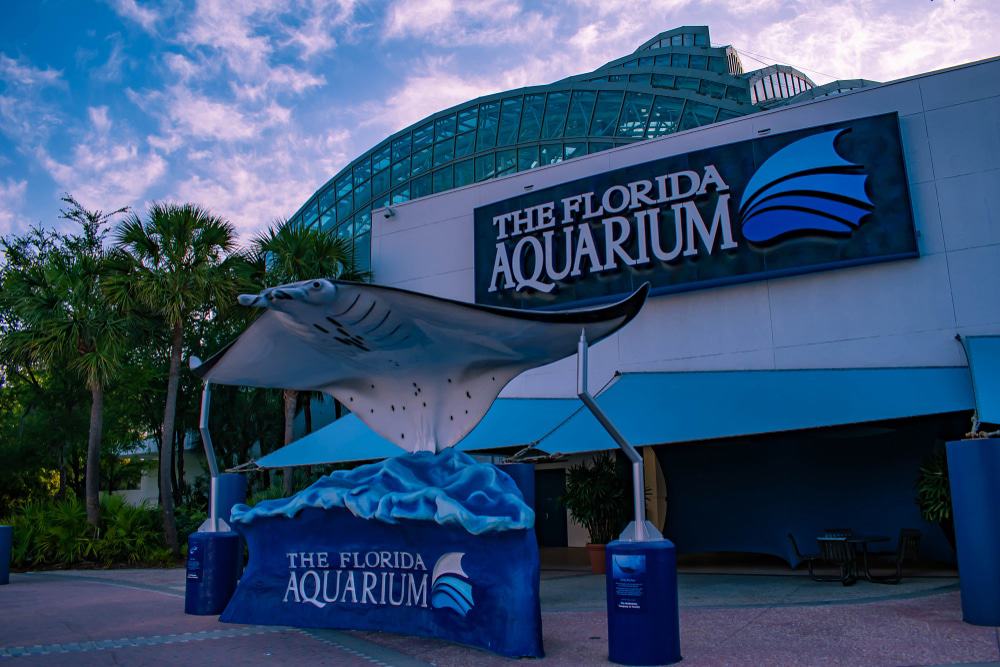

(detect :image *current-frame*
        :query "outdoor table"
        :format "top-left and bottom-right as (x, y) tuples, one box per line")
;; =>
(817, 535), (890, 581)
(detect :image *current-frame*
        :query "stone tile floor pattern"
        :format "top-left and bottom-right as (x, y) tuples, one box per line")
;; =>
(1, 566), (997, 666)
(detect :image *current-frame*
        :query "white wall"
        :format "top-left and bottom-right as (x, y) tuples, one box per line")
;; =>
(372, 58), (1000, 399)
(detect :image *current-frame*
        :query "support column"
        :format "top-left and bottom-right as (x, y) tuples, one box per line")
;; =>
(642, 447), (667, 533)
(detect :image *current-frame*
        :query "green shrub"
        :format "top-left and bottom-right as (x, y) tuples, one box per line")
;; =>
(247, 484), (289, 507)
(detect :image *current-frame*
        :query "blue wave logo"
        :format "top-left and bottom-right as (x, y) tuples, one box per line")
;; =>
(431, 552), (474, 616)
(739, 129), (873, 243)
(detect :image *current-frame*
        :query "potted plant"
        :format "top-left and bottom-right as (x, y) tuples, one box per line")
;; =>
(916, 449), (956, 552)
(561, 453), (629, 574)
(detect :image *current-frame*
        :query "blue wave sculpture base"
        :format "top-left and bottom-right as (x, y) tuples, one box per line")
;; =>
(220, 452), (543, 658)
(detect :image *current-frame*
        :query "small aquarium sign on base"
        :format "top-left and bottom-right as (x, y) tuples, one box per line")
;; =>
(220, 450), (543, 659)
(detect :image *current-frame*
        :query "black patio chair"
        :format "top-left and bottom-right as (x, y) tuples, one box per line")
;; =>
(869, 529), (922, 584)
(823, 527), (854, 537)
(787, 533), (821, 579)
(815, 537), (857, 586)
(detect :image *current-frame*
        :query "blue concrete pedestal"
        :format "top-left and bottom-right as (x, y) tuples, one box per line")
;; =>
(946, 438), (1000, 626)
(606, 539), (681, 665)
(0, 525), (11, 585)
(216, 473), (248, 525)
(185, 532), (241, 615)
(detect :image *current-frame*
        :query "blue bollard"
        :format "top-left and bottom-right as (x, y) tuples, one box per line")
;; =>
(947, 438), (1000, 625)
(0, 525), (11, 585)
(215, 473), (248, 526)
(185, 531), (241, 615)
(498, 462), (535, 509)
(606, 539), (681, 665)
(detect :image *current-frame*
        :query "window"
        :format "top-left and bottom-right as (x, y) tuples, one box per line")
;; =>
(726, 86), (748, 104)
(629, 73), (652, 85)
(590, 90), (623, 137)
(519, 94), (545, 142)
(589, 142), (613, 153)
(646, 96), (683, 137)
(319, 210), (335, 232)
(336, 194), (352, 222)
(475, 153), (495, 182)
(372, 169), (390, 196)
(680, 101), (717, 129)
(541, 91), (569, 139)
(391, 135), (411, 161)
(354, 179), (371, 206)
(391, 186), (409, 204)
(564, 142), (587, 160)
(455, 130), (476, 157)
(689, 55), (707, 70)
(433, 166), (453, 193)
(496, 148), (516, 176)
(638, 57), (654, 67)
(454, 159), (474, 187)
(372, 145), (391, 172)
(319, 186), (336, 213)
(302, 203), (319, 228)
(694, 33), (708, 46)
(413, 122), (433, 148)
(699, 80), (726, 99)
(433, 138), (454, 166)
(518, 145), (539, 172)
(391, 157), (410, 184)
(335, 175), (351, 198)
(671, 53), (689, 68)
(496, 97), (522, 146)
(717, 109), (741, 121)
(675, 76), (699, 92)
(682, 33), (693, 46)
(457, 107), (478, 133)
(353, 158), (370, 184)
(411, 147), (432, 175)
(435, 114), (456, 140)
(353, 233), (371, 273)
(651, 73), (675, 89)
(564, 90), (597, 137)
(355, 209), (372, 236)
(616, 92), (652, 138)
(338, 216), (354, 239)
(477, 102), (500, 150)
(411, 173), (431, 199)
(708, 57), (727, 74)
(670, 35), (682, 46)
(539, 143), (561, 165)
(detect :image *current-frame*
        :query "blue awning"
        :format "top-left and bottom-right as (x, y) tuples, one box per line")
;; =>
(254, 397), (580, 469)
(963, 336), (1000, 425)
(536, 367), (975, 454)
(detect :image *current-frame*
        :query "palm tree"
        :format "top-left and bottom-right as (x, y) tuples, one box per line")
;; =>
(0, 196), (129, 526)
(251, 220), (363, 494)
(107, 202), (242, 554)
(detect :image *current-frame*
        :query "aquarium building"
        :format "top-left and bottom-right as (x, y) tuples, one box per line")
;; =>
(276, 26), (1000, 565)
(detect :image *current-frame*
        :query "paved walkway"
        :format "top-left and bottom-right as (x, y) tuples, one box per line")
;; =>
(1, 567), (998, 666)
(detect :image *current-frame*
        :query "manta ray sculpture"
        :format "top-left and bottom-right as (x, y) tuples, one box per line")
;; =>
(193, 279), (648, 453)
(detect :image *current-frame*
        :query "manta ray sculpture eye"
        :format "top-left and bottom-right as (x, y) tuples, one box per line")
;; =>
(312, 281), (321, 289)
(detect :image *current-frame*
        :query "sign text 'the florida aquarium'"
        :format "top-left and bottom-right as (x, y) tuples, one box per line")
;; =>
(473, 112), (917, 309)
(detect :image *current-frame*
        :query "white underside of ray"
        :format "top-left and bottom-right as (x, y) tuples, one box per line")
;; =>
(196, 279), (647, 453)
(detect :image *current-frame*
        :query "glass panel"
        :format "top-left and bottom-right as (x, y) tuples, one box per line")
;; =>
(564, 141), (587, 160)
(589, 142), (613, 153)
(708, 56), (727, 73)
(391, 157), (410, 184)
(375, 193), (390, 210)
(372, 168), (390, 196)
(337, 217), (354, 240)
(411, 146), (432, 175)
(670, 35), (682, 45)
(623, 59), (637, 68)
(695, 33), (708, 46)
(391, 186), (409, 204)
(335, 175), (351, 198)
(629, 73), (651, 85)
(392, 134), (411, 160)
(616, 92), (652, 137)
(717, 109), (741, 121)
(726, 86), (748, 103)
(495, 148), (516, 177)
(671, 54), (689, 68)
(638, 57), (653, 67)
(475, 154), (495, 182)
(319, 186), (336, 213)
(353, 233), (371, 273)
(302, 203), (319, 228)
(540, 143), (562, 165)
(682, 33), (693, 46)
(476, 102), (500, 150)
(608, 74), (626, 82)
(411, 173), (431, 199)
(676, 76), (699, 92)
(336, 194), (353, 221)
(496, 97), (522, 147)
(454, 159), (474, 187)
(432, 166), (453, 193)
(372, 145), (391, 172)
(355, 209), (372, 236)
(689, 55), (707, 70)
(517, 145), (538, 171)
(354, 179), (371, 206)
(680, 100), (718, 129)
(457, 107), (478, 133)
(646, 96), (683, 137)
(654, 55), (669, 66)
(455, 131), (475, 157)
(699, 80), (726, 99)
(435, 114), (456, 140)
(591, 90), (623, 137)
(651, 73), (675, 89)
(541, 91), (570, 139)
(433, 138), (454, 166)
(353, 158), (371, 184)
(413, 122), (433, 148)
(518, 94), (545, 142)
(564, 90), (597, 137)
(320, 210), (336, 232)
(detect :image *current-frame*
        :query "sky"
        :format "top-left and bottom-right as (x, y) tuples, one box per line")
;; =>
(0, 0), (997, 245)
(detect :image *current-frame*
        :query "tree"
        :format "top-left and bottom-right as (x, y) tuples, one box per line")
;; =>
(250, 220), (363, 494)
(0, 196), (129, 525)
(107, 203), (242, 554)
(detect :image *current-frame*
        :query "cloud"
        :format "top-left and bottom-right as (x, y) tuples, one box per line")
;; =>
(0, 54), (64, 87)
(383, 0), (554, 46)
(0, 178), (28, 236)
(109, 0), (159, 32)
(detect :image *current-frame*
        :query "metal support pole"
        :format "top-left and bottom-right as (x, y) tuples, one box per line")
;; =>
(577, 331), (654, 542)
(199, 382), (220, 532)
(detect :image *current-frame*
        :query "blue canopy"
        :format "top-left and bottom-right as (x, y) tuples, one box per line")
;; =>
(962, 336), (1000, 425)
(536, 367), (975, 454)
(254, 397), (580, 469)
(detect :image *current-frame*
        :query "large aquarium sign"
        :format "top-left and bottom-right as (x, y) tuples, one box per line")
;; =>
(473, 112), (917, 309)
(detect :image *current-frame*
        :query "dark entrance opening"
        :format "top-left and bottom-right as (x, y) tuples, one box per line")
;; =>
(534, 468), (569, 547)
